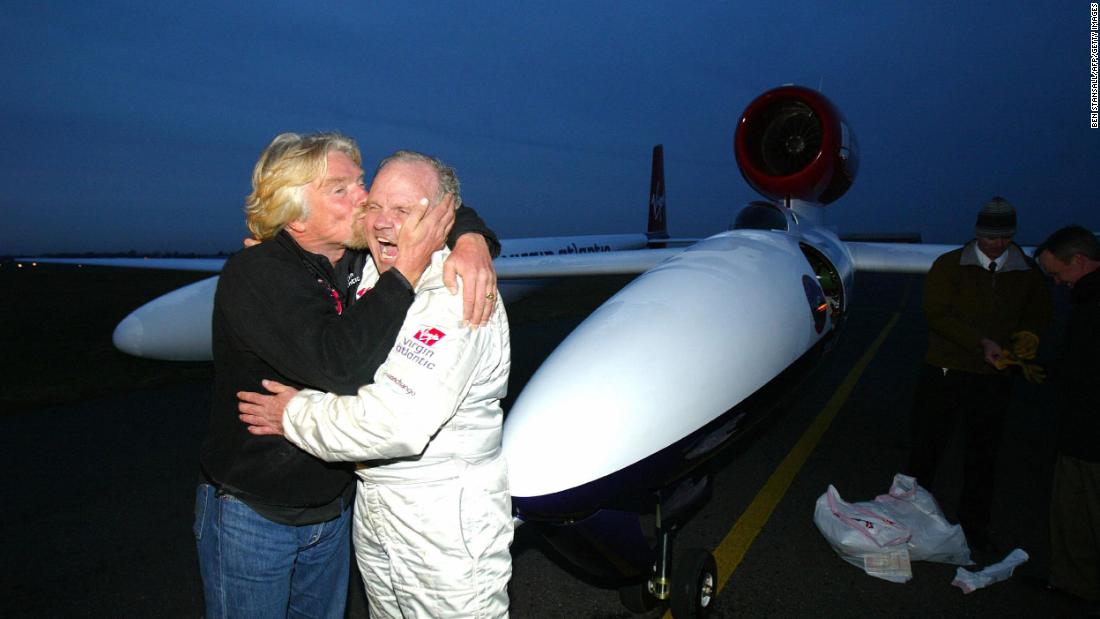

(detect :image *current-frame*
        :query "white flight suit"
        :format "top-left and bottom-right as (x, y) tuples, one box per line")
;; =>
(281, 248), (512, 619)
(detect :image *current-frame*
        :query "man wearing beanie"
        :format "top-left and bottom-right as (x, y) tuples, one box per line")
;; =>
(905, 197), (1051, 553)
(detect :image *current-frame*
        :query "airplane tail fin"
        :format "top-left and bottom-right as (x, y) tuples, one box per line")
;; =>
(647, 144), (669, 241)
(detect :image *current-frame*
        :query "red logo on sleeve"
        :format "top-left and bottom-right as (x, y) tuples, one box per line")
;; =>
(413, 328), (446, 346)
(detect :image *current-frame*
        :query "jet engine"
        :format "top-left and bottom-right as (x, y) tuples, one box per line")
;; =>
(734, 85), (859, 205)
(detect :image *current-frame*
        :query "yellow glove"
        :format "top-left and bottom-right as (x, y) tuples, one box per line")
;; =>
(993, 351), (1018, 371)
(991, 347), (1046, 383)
(1011, 331), (1039, 360)
(1020, 362), (1046, 384)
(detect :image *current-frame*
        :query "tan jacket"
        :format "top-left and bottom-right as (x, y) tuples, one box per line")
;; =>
(923, 241), (1051, 374)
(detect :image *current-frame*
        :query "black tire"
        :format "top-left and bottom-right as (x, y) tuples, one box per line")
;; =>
(670, 548), (717, 619)
(618, 580), (659, 614)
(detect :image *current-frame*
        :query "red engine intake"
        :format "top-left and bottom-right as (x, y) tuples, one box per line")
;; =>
(733, 85), (858, 206)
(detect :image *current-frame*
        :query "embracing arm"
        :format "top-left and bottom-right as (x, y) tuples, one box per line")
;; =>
(219, 199), (457, 393)
(279, 294), (487, 462)
(217, 255), (413, 394)
(449, 204), (500, 258)
(237, 285), (495, 459)
(447, 205), (501, 327)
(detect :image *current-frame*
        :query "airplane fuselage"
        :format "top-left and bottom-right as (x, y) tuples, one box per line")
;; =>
(503, 213), (854, 523)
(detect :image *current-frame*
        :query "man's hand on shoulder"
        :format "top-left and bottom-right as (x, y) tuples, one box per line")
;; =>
(445, 233), (497, 327)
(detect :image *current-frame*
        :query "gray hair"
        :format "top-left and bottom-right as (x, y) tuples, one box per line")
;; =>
(375, 150), (462, 209)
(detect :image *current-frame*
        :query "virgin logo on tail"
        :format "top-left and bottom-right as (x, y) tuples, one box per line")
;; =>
(413, 327), (446, 346)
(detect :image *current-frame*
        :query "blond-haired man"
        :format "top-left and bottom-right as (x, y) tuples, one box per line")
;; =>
(195, 133), (499, 618)
(240, 150), (512, 618)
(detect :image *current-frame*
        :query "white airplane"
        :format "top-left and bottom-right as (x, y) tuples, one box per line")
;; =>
(498, 86), (965, 618)
(26, 86), (962, 618)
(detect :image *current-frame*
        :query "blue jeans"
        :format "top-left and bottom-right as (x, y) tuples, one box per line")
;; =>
(194, 483), (351, 619)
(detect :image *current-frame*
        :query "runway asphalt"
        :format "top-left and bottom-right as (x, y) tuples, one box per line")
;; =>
(2, 267), (1092, 617)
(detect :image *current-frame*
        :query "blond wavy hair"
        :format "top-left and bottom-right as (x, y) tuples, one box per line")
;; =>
(244, 132), (362, 240)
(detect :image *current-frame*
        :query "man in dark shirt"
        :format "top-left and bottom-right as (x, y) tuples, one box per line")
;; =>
(1034, 225), (1100, 606)
(194, 132), (500, 618)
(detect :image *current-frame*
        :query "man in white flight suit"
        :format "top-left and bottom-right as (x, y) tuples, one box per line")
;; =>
(238, 150), (512, 619)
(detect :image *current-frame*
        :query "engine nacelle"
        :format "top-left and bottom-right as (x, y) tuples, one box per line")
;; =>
(734, 85), (858, 205)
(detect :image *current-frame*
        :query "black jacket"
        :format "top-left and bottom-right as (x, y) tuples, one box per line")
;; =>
(1050, 268), (1100, 462)
(201, 206), (498, 517)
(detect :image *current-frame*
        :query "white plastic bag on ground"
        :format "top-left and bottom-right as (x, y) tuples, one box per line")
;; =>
(813, 484), (913, 582)
(874, 474), (973, 565)
(813, 474), (974, 583)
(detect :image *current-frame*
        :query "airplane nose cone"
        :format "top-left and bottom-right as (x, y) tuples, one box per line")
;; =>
(109, 275), (218, 361)
(112, 313), (146, 357)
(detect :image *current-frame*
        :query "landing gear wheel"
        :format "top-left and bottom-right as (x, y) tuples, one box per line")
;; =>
(618, 580), (659, 614)
(670, 548), (717, 619)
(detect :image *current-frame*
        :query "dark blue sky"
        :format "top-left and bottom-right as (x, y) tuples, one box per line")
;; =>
(3, 1), (1097, 254)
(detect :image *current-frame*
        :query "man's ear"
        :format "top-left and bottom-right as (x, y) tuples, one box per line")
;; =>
(285, 218), (308, 234)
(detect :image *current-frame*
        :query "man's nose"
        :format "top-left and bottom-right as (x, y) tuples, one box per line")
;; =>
(373, 212), (395, 229)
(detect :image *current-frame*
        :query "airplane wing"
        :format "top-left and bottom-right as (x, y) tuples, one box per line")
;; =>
(495, 248), (682, 278)
(20, 250), (679, 279)
(25, 242), (977, 277)
(18, 257), (227, 272)
(845, 241), (1039, 273)
(62, 247), (682, 362)
(844, 242), (958, 273)
(649, 237), (700, 247)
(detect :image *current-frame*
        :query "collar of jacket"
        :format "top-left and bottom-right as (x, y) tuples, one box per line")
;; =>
(360, 247), (450, 295)
(274, 229), (332, 279)
(273, 229), (367, 291)
(1071, 267), (1100, 305)
(958, 240), (1032, 272)
(416, 249), (451, 294)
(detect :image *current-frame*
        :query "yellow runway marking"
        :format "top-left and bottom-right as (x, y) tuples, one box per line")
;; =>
(714, 311), (901, 589)
(659, 306), (904, 618)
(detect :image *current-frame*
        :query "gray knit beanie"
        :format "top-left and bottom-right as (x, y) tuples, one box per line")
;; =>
(975, 197), (1017, 238)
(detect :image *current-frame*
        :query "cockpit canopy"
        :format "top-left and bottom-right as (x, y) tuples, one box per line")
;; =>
(731, 200), (789, 232)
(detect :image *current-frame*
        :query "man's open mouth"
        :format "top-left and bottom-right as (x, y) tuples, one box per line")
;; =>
(376, 238), (398, 260)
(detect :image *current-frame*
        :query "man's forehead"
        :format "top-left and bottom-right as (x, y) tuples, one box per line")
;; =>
(319, 172), (362, 188)
(317, 152), (363, 184)
(369, 162), (437, 203)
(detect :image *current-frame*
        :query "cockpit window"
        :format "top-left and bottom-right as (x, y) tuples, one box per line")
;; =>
(799, 242), (845, 322)
(731, 201), (789, 231)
